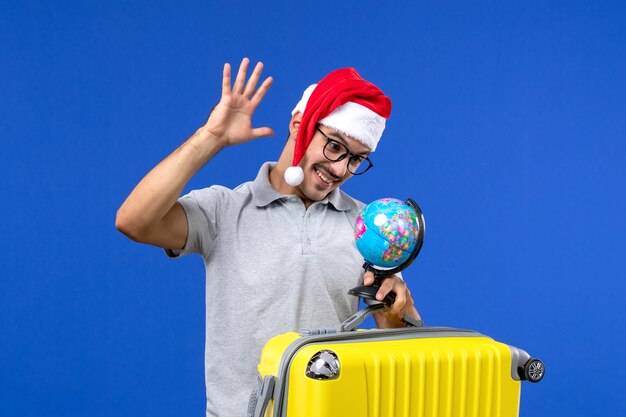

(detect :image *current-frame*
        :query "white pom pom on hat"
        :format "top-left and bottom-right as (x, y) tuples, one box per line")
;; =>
(284, 166), (304, 186)
(285, 68), (391, 186)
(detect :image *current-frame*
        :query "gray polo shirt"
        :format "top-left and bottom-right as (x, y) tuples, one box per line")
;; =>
(168, 162), (366, 417)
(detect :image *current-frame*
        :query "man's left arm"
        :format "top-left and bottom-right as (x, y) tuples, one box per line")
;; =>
(363, 271), (421, 328)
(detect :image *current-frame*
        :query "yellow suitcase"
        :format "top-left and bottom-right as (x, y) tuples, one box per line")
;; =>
(248, 305), (544, 417)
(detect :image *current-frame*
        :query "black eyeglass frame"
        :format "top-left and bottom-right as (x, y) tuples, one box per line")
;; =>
(315, 126), (374, 176)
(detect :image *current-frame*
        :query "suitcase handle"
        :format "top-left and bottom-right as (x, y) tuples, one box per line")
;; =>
(250, 376), (275, 417)
(300, 305), (424, 335)
(339, 304), (424, 332)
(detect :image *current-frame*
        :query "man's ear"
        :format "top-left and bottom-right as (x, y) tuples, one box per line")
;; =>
(289, 112), (302, 137)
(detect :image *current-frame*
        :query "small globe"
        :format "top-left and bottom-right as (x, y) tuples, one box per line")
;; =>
(355, 198), (420, 268)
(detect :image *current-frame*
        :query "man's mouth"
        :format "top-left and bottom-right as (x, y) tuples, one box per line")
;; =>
(314, 167), (339, 185)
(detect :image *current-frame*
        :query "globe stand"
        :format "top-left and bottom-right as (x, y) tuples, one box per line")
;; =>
(348, 199), (425, 306)
(348, 265), (398, 305)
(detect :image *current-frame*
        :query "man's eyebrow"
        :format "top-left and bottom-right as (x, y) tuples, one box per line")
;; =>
(326, 129), (370, 157)
(325, 128), (347, 142)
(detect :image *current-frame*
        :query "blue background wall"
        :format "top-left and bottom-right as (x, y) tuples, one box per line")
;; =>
(2, 1), (625, 416)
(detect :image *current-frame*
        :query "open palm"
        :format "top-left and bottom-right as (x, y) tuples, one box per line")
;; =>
(204, 58), (274, 146)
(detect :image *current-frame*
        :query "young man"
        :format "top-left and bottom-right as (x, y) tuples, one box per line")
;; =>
(116, 58), (420, 417)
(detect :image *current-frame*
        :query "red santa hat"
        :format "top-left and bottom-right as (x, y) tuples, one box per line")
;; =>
(284, 68), (392, 186)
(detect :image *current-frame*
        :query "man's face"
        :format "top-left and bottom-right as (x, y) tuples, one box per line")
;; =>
(295, 125), (372, 203)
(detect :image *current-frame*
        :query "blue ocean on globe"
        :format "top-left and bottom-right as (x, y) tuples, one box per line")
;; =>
(355, 198), (420, 268)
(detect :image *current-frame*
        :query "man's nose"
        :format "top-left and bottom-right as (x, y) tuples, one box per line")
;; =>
(328, 158), (350, 178)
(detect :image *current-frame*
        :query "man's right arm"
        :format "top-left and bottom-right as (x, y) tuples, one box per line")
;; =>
(115, 127), (224, 250)
(115, 58), (274, 250)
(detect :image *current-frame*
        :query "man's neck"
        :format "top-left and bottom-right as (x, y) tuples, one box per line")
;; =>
(268, 164), (315, 209)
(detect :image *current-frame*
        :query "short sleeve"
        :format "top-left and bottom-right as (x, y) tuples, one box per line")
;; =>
(164, 186), (224, 258)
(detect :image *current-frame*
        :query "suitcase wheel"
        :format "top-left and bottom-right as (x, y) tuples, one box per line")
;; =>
(524, 358), (545, 383)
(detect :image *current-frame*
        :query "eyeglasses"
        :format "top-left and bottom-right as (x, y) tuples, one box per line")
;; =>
(316, 127), (374, 175)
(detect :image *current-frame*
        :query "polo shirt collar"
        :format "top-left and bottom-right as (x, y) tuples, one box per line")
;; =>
(251, 162), (352, 211)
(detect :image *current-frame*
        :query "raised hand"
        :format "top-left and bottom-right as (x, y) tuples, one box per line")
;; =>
(116, 58), (275, 251)
(203, 57), (275, 147)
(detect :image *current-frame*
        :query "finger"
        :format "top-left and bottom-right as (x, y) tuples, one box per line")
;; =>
(243, 61), (264, 98)
(232, 57), (250, 94)
(388, 287), (410, 316)
(376, 277), (395, 302)
(250, 76), (273, 108)
(222, 63), (231, 96)
(387, 294), (406, 316)
(363, 271), (375, 286)
(251, 127), (275, 139)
